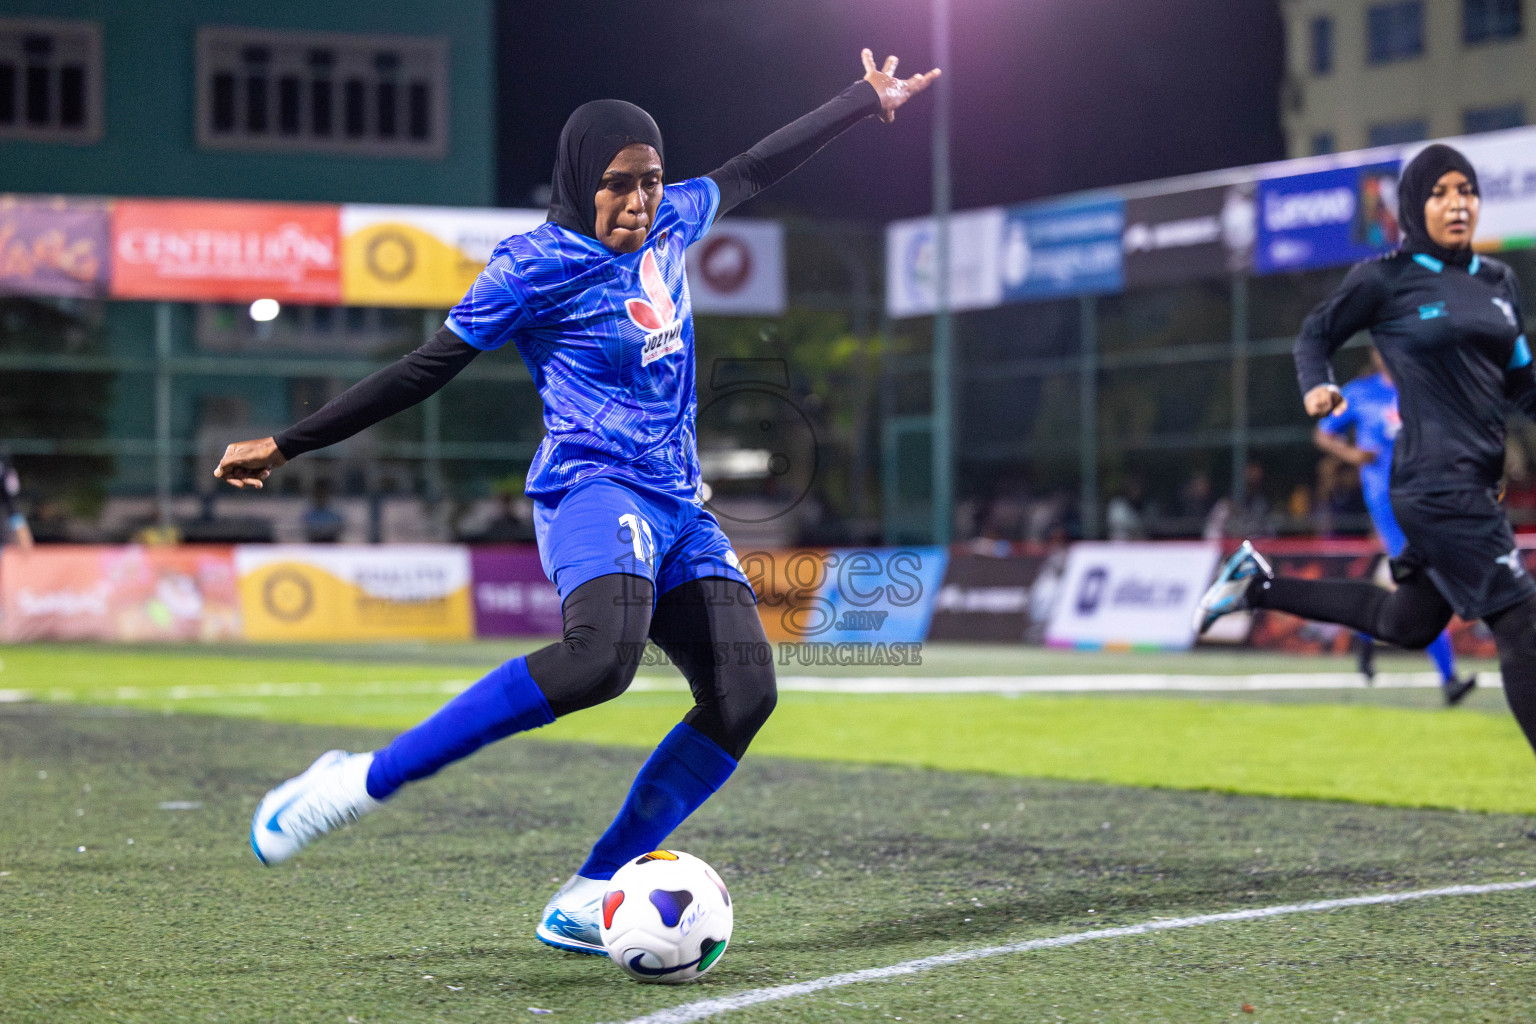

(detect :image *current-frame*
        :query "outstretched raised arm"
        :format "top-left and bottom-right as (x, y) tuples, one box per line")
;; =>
(707, 49), (940, 218)
(214, 327), (480, 489)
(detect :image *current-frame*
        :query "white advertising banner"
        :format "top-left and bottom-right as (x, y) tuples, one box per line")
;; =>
(1410, 127), (1536, 249)
(1044, 541), (1221, 650)
(687, 218), (785, 315)
(885, 207), (1005, 318)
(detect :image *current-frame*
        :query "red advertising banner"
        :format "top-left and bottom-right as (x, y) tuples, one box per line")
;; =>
(1, 545), (242, 642)
(110, 200), (341, 303)
(0, 195), (111, 299)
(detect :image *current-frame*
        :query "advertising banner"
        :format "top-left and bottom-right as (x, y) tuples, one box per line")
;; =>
(0, 545), (241, 642)
(340, 204), (543, 308)
(741, 547), (945, 656)
(885, 207), (1004, 318)
(235, 545), (472, 641)
(1415, 128), (1536, 251)
(1254, 161), (1401, 275)
(0, 195), (111, 299)
(111, 200), (341, 304)
(1122, 184), (1257, 289)
(469, 546), (563, 637)
(1001, 197), (1124, 302)
(1045, 541), (1220, 650)
(687, 219), (785, 316)
(927, 549), (1058, 643)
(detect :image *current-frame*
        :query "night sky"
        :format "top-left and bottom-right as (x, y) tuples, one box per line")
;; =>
(496, 0), (1287, 220)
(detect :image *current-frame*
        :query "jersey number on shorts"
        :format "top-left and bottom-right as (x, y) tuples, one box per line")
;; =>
(619, 513), (657, 568)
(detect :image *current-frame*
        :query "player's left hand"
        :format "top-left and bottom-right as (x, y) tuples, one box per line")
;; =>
(861, 48), (941, 124)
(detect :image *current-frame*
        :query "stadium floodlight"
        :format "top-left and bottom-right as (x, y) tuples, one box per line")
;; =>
(249, 298), (281, 322)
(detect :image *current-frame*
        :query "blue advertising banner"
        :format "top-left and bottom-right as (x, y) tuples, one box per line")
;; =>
(1255, 161), (1401, 275)
(812, 546), (949, 646)
(1001, 198), (1124, 302)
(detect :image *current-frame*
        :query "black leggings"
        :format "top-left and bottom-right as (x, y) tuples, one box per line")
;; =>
(1255, 574), (1536, 753)
(524, 573), (777, 760)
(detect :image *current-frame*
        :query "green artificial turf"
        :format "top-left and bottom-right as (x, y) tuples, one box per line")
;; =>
(3, 644), (1532, 814)
(4, 706), (1536, 1024)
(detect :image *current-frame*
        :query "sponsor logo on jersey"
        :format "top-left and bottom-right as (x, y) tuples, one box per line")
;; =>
(1418, 301), (1448, 320)
(627, 249), (684, 367)
(1496, 548), (1526, 577)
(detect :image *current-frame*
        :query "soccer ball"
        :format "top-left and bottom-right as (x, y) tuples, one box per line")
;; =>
(600, 850), (733, 984)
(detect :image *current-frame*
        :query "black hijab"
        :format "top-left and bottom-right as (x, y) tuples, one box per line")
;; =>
(546, 99), (665, 241)
(1398, 143), (1480, 267)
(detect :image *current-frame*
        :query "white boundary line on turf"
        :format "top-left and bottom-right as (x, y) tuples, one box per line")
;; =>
(602, 878), (1536, 1024)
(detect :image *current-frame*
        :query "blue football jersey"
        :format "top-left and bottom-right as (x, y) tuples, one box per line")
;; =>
(1320, 372), (1401, 508)
(446, 177), (721, 500)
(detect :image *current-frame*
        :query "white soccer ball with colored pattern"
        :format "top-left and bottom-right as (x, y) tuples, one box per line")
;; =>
(600, 850), (734, 983)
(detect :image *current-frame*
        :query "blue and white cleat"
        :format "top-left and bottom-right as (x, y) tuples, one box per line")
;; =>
(250, 750), (380, 866)
(535, 873), (609, 955)
(1193, 540), (1273, 635)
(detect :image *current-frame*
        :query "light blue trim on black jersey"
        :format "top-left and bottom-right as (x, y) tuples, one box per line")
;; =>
(1410, 252), (1480, 274)
(1511, 334), (1532, 371)
(445, 314), (495, 350)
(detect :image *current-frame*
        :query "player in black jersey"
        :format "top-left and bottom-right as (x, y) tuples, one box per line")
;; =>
(1196, 144), (1536, 745)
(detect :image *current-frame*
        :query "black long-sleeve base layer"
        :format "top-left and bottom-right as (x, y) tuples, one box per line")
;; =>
(1251, 574), (1536, 756)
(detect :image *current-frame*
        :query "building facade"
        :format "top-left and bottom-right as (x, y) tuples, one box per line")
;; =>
(1282, 0), (1534, 156)
(0, 1), (497, 534)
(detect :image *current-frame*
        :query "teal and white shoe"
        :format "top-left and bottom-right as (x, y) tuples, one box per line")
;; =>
(1193, 540), (1273, 635)
(535, 873), (609, 955)
(250, 750), (380, 866)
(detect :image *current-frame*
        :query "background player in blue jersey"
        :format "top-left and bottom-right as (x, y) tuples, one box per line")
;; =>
(215, 49), (939, 955)
(1314, 349), (1475, 703)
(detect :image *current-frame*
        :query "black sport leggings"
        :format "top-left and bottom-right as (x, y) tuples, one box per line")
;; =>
(1254, 574), (1536, 753)
(524, 573), (777, 760)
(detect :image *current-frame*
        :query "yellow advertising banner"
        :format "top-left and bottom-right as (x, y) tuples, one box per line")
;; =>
(339, 204), (544, 308)
(235, 545), (473, 641)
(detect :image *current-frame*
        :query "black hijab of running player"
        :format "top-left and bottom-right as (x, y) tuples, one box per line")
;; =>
(546, 100), (666, 241)
(1397, 143), (1480, 268)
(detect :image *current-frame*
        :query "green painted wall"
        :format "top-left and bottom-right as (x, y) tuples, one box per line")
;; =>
(0, 0), (493, 205)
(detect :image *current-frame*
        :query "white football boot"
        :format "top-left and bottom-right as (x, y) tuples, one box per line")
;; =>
(1193, 540), (1273, 635)
(250, 750), (380, 866)
(535, 873), (609, 955)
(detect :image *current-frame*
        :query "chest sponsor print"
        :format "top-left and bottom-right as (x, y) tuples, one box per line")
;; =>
(627, 248), (684, 367)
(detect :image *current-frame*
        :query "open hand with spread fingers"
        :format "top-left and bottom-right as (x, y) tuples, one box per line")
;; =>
(214, 436), (287, 490)
(860, 48), (941, 123)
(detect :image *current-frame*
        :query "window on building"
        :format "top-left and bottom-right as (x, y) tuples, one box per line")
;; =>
(1311, 16), (1334, 74)
(0, 17), (102, 143)
(196, 26), (447, 158)
(1367, 118), (1428, 146)
(1464, 102), (1526, 134)
(1367, 1), (1426, 63)
(1311, 131), (1336, 155)
(1465, 0), (1523, 43)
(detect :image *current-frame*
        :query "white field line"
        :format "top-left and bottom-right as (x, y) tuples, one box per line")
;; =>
(604, 878), (1536, 1024)
(1, 671), (1502, 705)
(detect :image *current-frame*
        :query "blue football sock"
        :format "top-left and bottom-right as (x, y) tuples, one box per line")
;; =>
(1427, 630), (1457, 684)
(366, 656), (554, 800)
(578, 722), (737, 880)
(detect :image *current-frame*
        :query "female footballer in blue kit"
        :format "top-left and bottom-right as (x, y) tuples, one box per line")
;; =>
(215, 49), (939, 955)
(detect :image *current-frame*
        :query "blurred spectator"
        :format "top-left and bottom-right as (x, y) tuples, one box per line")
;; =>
(1505, 433), (1536, 531)
(468, 490), (536, 543)
(0, 452), (33, 550)
(1313, 455), (1366, 538)
(301, 479), (346, 543)
(1169, 470), (1216, 537)
(1234, 461), (1279, 538)
(1104, 476), (1146, 541)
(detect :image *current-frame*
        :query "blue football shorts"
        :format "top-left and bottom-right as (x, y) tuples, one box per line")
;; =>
(533, 476), (752, 602)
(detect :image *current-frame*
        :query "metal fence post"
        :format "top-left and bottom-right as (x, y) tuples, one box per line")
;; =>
(154, 302), (173, 530)
(1079, 294), (1099, 539)
(1230, 275), (1250, 520)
